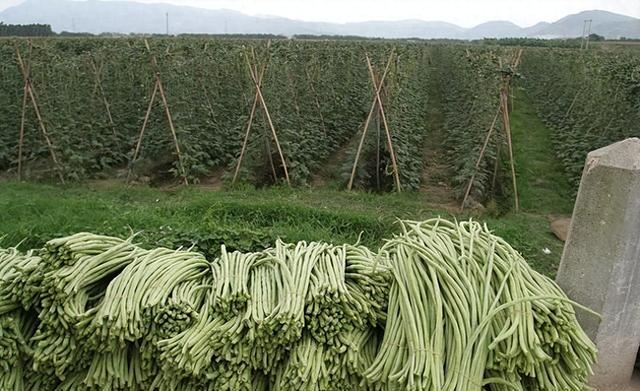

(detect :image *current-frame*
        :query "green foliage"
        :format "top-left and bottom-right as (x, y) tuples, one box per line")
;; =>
(3, 37), (635, 201)
(434, 46), (511, 202)
(0, 38), (434, 191)
(338, 45), (432, 191)
(0, 38), (378, 185)
(520, 48), (640, 190)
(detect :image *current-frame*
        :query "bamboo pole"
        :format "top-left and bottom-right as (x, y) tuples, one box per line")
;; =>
(347, 50), (395, 191)
(88, 56), (117, 137)
(251, 68), (290, 186)
(25, 84), (65, 184)
(365, 52), (401, 192)
(244, 50), (290, 186)
(501, 87), (519, 212)
(250, 48), (277, 181)
(144, 39), (188, 185)
(491, 145), (501, 191)
(17, 44), (32, 181)
(155, 71), (188, 185)
(500, 48), (522, 211)
(232, 91), (259, 184)
(460, 104), (501, 211)
(564, 91), (581, 120)
(17, 42), (33, 181)
(374, 68), (381, 190)
(232, 48), (269, 184)
(264, 125), (277, 182)
(90, 59), (104, 94)
(376, 105), (381, 191)
(460, 48), (523, 211)
(127, 80), (159, 183)
(513, 48), (523, 69)
(15, 45), (65, 184)
(508, 49), (523, 113)
(17, 81), (28, 182)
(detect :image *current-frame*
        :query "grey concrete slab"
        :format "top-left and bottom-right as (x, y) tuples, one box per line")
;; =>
(556, 138), (640, 389)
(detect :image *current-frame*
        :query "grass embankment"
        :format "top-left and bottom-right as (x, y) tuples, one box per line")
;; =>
(1, 180), (564, 277)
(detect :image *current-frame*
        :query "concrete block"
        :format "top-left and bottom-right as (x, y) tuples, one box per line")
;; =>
(556, 138), (640, 389)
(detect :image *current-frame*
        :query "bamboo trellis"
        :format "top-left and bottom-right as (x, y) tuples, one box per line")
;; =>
(15, 42), (65, 184)
(304, 67), (327, 136)
(461, 48), (523, 212)
(87, 54), (117, 137)
(348, 50), (401, 192)
(232, 43), (290, 186)
(127, 39), (188, 185)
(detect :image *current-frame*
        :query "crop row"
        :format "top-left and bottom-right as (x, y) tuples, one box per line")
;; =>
(520, 47), (640, 189)
(0, 38), (434, 189)
(434, 46), (514, 204)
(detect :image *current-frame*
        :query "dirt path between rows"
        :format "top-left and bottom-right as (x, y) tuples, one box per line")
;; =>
(419, 63), (458, 209)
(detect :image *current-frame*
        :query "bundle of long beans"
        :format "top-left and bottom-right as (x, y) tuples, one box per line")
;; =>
(0, 248), (41, 391)
(272, 329), (381, 391)
(29, 233), (144, 379)
(0, 219), (596, 390)
(363, 219), (597, 391)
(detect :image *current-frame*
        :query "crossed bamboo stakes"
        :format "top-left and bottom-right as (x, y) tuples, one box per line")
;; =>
(348, 50), (401, 192)
(128, 39), (188, 185)
(460, 48), (523, 212)
(14, 44), (120, 184)
(15, 43), (65, 184)
(14, 44), (406, 193)
(87, 54), (117, 138)
(232, 44), (290, 186)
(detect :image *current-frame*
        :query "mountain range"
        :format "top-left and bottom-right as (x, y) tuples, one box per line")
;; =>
(1, 0), (639, 39)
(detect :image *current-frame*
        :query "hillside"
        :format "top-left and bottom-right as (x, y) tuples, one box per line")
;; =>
(1, 0), (639, 38)
(532, 10), (640, 38)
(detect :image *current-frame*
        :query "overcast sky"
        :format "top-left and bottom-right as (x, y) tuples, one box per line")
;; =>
(1, 0), (639, 27)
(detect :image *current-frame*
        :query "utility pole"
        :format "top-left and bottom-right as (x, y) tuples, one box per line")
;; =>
(166, 12), (169, 35)
(581, 19), (592, 50)
(71, 17), (76, 32)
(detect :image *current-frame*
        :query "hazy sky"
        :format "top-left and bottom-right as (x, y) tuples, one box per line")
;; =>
(1, 0), (639, 27)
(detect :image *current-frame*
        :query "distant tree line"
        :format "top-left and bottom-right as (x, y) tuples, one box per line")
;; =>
(0, 22), (54, 37)
(481, 34), (607, 48)
(292, 34), (468, 43)
(179, 33), (287, 39)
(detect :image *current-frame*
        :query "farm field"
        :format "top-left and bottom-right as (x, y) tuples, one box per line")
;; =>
(1, 38), (637, 196)
(0, 65), (579, 278)
(0, 36), (638, 390)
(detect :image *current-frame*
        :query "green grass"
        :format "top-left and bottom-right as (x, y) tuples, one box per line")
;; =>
(510, 91), (574, 215)
(0, 180), (565, 276)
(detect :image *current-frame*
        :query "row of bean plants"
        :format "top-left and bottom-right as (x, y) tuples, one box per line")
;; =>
(0, 38), (435, 189)
(520, 47), (640, 189)
(338, 44), (432, 191)
(433, 45), (513, 203)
